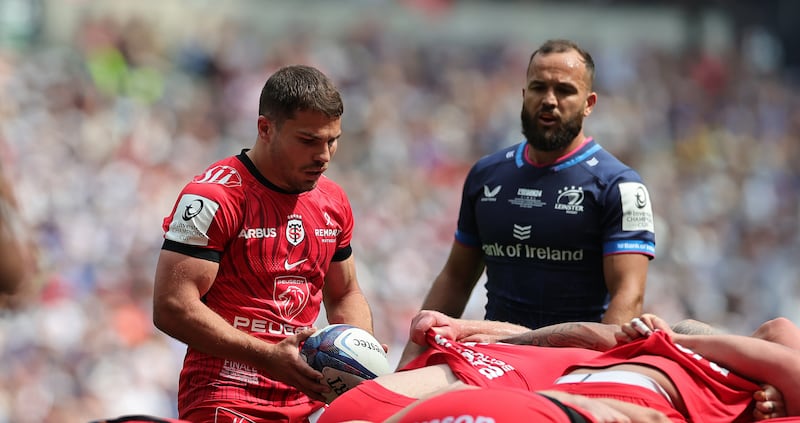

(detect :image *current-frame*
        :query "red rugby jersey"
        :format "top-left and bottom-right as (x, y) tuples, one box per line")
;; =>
(565, 331), (761, 423)
(161, 151), (354, 414)
(401, 331), (601, 391)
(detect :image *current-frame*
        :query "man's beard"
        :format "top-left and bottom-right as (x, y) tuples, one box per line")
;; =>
(521, 105), (583, 152)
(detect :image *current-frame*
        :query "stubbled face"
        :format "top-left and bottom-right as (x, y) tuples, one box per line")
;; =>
(521, 50), (596, 152)
(261, 109), (341, 192)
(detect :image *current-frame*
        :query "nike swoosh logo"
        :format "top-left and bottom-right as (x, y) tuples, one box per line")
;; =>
(284, 258), (308, 270)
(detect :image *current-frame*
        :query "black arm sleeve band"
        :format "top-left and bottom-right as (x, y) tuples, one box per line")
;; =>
(161, 239), (222, 263)
(332, 245), (352, 262)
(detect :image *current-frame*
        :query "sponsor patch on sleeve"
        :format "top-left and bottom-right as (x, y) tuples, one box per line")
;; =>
(619, 182), (655, 233)
(165, 194), (220, 246)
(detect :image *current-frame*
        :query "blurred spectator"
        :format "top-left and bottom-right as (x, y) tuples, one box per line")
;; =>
(0, 159), (37, 306)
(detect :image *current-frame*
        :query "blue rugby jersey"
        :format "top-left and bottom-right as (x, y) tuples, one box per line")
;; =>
(456, 138), (655, 328)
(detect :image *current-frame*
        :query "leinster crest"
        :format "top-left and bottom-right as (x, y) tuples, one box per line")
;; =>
(286, 215), (305, 246)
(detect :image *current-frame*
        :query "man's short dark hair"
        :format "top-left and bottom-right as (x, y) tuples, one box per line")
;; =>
(258, 65), (344, 124)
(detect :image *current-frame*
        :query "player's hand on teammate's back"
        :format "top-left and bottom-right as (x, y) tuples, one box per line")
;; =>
(753, 384), (786, 421)
(263, 328), (330, 402)
(616, 314), (674, 345)
(409, 310), (461, 345)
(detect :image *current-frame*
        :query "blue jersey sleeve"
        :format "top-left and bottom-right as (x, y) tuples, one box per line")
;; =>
(599, 170), (656, 257)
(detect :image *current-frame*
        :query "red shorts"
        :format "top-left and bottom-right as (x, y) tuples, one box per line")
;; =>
(180, 399), (322, 423)
(317, 380), (416, 423)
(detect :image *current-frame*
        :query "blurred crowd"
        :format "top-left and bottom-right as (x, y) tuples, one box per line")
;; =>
(1, 3), (800, 422)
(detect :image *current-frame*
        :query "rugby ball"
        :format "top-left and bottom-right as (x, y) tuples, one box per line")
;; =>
(300, 324), (391, 403)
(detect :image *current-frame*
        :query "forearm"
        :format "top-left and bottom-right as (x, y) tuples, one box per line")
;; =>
(602, 253), (647, 325)
(501, 322), (619, 351)
(673, 333), (800, 415)
(601, 288), (643, 326)
(322, 256), (375, 332)
(154, 297), (273, 367)
(454, 319), (529, 340)
(398, 308), (475, 370)
(324, 290), (374, 333)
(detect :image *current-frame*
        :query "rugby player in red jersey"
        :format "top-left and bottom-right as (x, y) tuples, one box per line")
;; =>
(153, 65), (375, 423)
(323, 311), (793, 422)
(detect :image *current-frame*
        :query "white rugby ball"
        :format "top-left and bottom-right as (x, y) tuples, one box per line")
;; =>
(300, 324), (391, 403)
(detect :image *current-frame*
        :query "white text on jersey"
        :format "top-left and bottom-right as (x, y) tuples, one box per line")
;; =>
(482, 242), (584, 261)
(233, 315), (310, 335)
(238, 228), (278, 239)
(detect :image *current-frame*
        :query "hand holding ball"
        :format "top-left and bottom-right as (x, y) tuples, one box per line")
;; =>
(300, 324), (391, 403)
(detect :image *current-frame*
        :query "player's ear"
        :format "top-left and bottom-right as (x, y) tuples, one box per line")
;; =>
(257, 115), (272, 139)
(584, 92), (597, 117)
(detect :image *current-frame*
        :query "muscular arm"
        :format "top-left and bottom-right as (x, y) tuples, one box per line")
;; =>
(408, 309), (619, 351)
(627, 314), (800, 417)
(153, 250), (328, 400)
(452, 317), (531, 343)
(601, 253), (648, 325)
(672, 333), (800, 416)
(405, 310), (530, 346)
(396, 243), (485, 368)
(500, 321), (620, 351)
(322, 255), (373, 332)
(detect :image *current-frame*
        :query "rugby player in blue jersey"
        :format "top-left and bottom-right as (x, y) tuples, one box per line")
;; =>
(400, 39), (656, 367)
